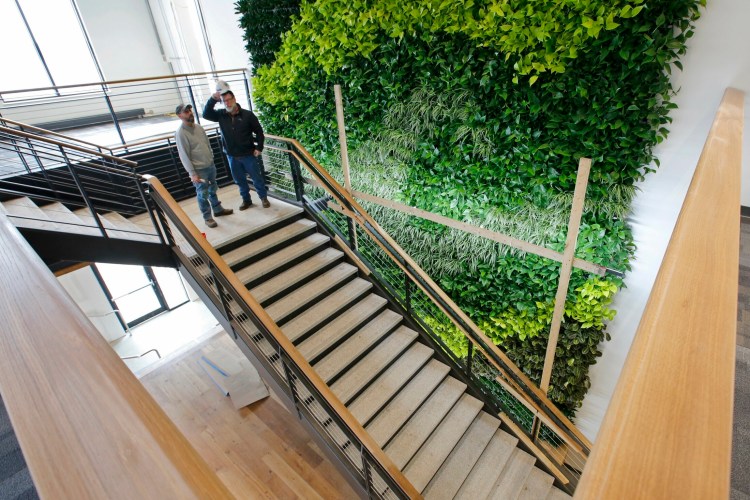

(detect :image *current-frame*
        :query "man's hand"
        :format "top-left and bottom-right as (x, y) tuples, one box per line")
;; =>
(212, 91), (221, 100)
(191, 174), (203, 183)
(253, 150), (261, 157)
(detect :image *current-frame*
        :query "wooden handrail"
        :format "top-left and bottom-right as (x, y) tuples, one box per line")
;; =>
(351, 189), (607, 276)
(0, 213), (233, 499)
(265, 136), (593, 452)
(0, 125), (137, 167)
(0, 68), (248, 96)
(575, 88), (744, 499)
(144, 176), (422, 499)
(0, 117), (112, 153)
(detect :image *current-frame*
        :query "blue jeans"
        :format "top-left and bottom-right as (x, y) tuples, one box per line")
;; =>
(193, 165), (224, 220)
(227, 154), (267, 202)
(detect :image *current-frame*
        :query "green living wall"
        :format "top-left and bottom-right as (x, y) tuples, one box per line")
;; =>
(237, 0), (704, 415)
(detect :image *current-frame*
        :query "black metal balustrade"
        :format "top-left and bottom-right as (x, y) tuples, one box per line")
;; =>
(259, 135), (590, 488)
(147, 178), (417, 499)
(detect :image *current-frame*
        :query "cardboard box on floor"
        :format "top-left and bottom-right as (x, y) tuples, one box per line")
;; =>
(199, 337), (269, 409)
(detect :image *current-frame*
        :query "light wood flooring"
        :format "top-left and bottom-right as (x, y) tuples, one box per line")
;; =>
(141, 331), (357, 499)
(133, 183), (359, 497)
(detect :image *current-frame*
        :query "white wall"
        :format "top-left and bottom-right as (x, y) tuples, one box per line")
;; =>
(58, 266), (126, 343)
(198, 0), (251, 72)
(76, 0), (173, 81)
(577, 0), (750, 440)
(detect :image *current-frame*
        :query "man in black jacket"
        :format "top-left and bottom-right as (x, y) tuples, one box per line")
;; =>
(203, 90), (270, 209)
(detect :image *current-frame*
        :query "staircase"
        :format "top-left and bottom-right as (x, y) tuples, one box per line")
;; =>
(0, 196), (160, 243)
(0, 120), (581, 497)
(209, 205), (572, 499)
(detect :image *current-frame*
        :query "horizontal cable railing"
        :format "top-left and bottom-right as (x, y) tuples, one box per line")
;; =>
(576, 88), (743, 499)
(260, 135), (593, 489)
(0, 69), (251, 147)
(0, 125), (162, 241)
(145, 175), (420, 499)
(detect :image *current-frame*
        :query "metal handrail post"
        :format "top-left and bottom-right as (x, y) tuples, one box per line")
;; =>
(101, 84), (126, 145)
(185, 76), (199, 124)
(136, 179), (167, 246)
(288, 154), (305, 202)
(242, 70), (252, 111)
(60, 146), (108, 237)
(7, 135), (32, 174)
(165, 138), (191, 198)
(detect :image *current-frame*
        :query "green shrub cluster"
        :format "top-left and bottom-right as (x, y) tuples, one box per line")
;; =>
(235, 0), (301, 73)
(243, 0), (704, 414)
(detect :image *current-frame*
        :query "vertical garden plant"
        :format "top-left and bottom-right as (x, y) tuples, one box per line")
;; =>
(236, 0), (704, 415)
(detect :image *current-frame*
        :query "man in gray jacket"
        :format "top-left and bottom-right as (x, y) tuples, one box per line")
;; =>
(175, 103), (233, 228)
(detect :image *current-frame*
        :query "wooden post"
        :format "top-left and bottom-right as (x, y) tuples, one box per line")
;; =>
(334, 84), (357, 248)
(540, 158), (592, 393)
(334, 84), (352, 192)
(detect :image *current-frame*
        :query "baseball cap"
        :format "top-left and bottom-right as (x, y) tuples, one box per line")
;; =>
(215, 79), (231, 95)
(175, 103), (192, 114)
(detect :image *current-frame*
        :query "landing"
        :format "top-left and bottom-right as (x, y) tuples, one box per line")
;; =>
(132, 185), (301, 248)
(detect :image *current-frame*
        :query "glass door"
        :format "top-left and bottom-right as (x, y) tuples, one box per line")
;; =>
(94, 264), (191, 329)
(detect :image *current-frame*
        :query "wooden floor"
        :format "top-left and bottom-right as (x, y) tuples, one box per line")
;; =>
(140, 331), (358, 499)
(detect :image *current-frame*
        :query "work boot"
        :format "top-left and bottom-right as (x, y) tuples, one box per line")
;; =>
(239, 200), (253, 211)
(262, 197), (271, 208)
(205, 219), (218, 228)
(214, 208), (233, 216)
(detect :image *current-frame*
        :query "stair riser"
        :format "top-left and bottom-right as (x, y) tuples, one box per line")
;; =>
(295, 297), (389, 355)
(228, 226), (318, 272)
(300, 297), (394, 366)
(337, 337), (419, 406)
(216, 212), (305, 255)
(350, 349), (434, 428)
(274, 273), (360, 329)
(242, 243), (330, 289)
(255, 256), (344, 307)
(322, 316), (401, 386)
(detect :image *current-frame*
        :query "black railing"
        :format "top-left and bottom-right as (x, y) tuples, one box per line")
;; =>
(146, 179), (416, 499)
(0, 69), (252, 147)
(260, 136), (589, 488)
(0, 125), (162, 242)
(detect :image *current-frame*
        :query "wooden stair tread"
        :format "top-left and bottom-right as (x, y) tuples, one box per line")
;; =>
(234, 233), (329, 284)
(232, 262), (356, 327)
(221, 219), (316, 267)
(546, 487), (573, 500)
(403, 393), (484, 492)
(384, 376), (466, 470)
(331, 326), (418, 404)
(517, 467), (555, 500)
(265, 263), (357, 321)
(488, 448), (536, 500)
(3, 198), (75, 233)
(455, 429), (519, 500)
(314, 307), (400, 383)
(42, 202), (86, 225)
(298, 292), (388, 363)
(73, 208), (159, 242)
(249, 248), (343, 304)
(366, 359), (450, 447)
(100, 212), (161, 243)
(422, 411), (500, 499)
(347, 343), (434, 424)
(215, 206), (304, 249)
(286, 279), (374, 348)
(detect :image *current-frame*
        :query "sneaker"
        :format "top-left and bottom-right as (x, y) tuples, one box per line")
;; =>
(239, 200), (252, 211)
(262, 197), (271, 208)
(205, 219), (218, 228)
(214, 208), (233, 217)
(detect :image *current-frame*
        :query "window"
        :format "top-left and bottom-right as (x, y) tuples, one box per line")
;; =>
(0, 0), (101, 98)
